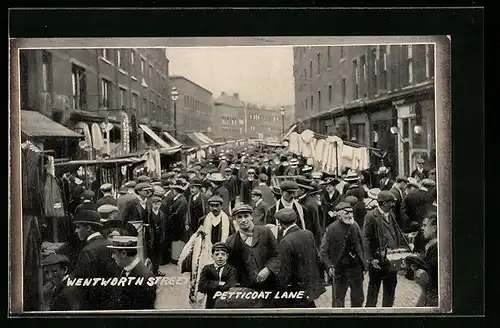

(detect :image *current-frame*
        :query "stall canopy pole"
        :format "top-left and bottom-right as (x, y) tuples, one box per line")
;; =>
(115, 162), (119, 198)
(334, 141), (339, 177)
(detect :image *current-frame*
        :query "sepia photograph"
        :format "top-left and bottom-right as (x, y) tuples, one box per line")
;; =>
(9, 36), (452, 314)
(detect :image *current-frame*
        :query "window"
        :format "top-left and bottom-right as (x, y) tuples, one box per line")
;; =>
(350, 123), (366, 144)
(317, 53), (321, 75)
(141, 58), (145, 77)
(310, 95), (314, 112)
(101, 78), (111, 108)
(149, 64), (153, 86)
(318, 91), (321, 111)
(309, 61), (313, 78)
(132, 93), (138, 110)
(353, 59), (359, 99)
(340, 46), (344, 58)
(425, 44), (435, 79)
(327, 47), (331, 68)
(381, 45), (388, 90)
(42, 52), (52, 92)
(71, 64), (86, 110)
(151, 101), (155, 119)
(117, 50), (121, 68)
(142, 98), (148, 118)
(130, 51), (136, 77)
(371, 48), (378, 94)
(328, 85), (332, 107)
(305, 98), (308, 111)
(341, 78), (346, 104)
(361, 55), (367, 83)
(407, 45), (413, 83)
(101, 49), (109, 60)
(119, 87), (127, 108)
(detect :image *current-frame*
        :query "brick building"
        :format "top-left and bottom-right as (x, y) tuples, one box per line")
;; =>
(211, 92), (246, 141)
(245, 104), (286, 140)
(292, 44), (436, 176)
(169, 75), (212, 136)
(19, 48), (172, 158)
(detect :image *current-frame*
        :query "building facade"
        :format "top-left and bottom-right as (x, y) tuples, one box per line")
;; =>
(19, 48), (171, 158)
(211, 92), (246, 141)
(245, 104), (283, 140)
(169, 76), (212, 135)
(292, 44), (436, 176)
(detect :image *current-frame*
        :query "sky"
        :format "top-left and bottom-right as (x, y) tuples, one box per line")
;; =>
(165, 46), (295, 108)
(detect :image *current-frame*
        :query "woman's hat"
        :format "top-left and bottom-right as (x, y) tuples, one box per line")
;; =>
(344, 170), (360, 182)
(321, 177), (340, 186)
(377, 166), (390, 175)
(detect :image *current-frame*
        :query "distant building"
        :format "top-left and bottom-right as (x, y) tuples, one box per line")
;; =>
(245, 104), (285, 141)
(292, 45), (436, 176)
(19, 48), (171, 158)
(169, 75), (212, 134)
(211, 92), (246, 141)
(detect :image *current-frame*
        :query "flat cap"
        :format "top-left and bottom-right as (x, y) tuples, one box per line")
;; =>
(208, 195), (224, 204)
(368, 188), (381, 200)
(190, 178), (203, 186)
(150, 195), (163, 203)
(344, 196), (358, 206)
(377, 190), (396, 202)
(335, 202), (353, 212)
(100, 183), (113, 191)
(173, 167), (181, 173)
(97, 204), (119, 214)
(153, 185), (166, 197)
(232, 204), (253, 216)
(258, 173), (269, 181)
(125, 180), (137, 188)
(151, 181), (162, 186)
(396, 176), (409, 183)
(280, 180), (299, 191)
(162, 172), (176, 180)
(135, 182), (153, 192)
(251, 188), (263, 196)
(136, 175), (151, 183)
(212, 242), (229, 254)
(421, 179), (436, 188)
(224, 167), (232, 172)
(275, 208), (297, 223)
(416, 158), (425, 164)
(118, 186), (128, 194)
(82, 190), (95, 198)
(42, 253), (69, 267)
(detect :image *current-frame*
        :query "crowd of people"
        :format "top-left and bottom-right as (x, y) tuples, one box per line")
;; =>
(43, 146), (439, 310)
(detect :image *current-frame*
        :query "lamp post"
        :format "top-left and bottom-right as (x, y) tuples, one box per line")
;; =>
(280, 106), (285, 140)
(171, 87), (179, 139)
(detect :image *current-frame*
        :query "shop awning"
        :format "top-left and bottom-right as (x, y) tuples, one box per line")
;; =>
(194, 132), (214, 144)
(21, 110), (83, 138)
(162, 131), (183, 147)
(139, 124), (170, 148)
(185, 132), (209, 147)
(283, 124), (298, 140)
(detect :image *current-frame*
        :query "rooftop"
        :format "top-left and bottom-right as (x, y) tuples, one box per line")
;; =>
(213, 92), (246, 108)
(169, 75), (213, 95)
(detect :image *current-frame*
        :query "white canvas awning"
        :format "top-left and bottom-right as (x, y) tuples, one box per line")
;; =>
(162, 131), (182, 147)
(283, 124), (298, 140)
(139, 124), (170, 148)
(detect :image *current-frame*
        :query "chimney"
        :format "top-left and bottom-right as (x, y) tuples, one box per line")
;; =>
(221, 92), (226, 96)
(233, 93), (239, 99)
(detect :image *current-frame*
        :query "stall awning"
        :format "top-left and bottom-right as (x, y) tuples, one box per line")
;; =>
(185, 132), (208, 147)
(194, 132), (214, 144)
(139, 124), (170, 148)
(21, 110), (83, 138)
(162, 131), (183, 147)
(283, 124), (298, 140)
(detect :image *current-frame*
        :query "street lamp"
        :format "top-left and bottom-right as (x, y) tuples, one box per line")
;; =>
(171, 87), (179, 139)
(280, 106), (285, 140)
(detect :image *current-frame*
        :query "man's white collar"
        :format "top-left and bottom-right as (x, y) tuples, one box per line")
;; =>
(86, 232), (101, 242)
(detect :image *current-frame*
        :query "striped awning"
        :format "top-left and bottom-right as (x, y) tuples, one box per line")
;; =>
(283, 124), (298, 140)
(139, 124), (170, 148)
(162, 131), (183, 147)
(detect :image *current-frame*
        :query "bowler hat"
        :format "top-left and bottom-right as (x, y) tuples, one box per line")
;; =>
(42, 253), (69, 267)
(321, 177), (340, 186)
(73, 210), (103, 227)
(190, 178), (203, 186)
(212, 242), (229, 254)
(272, 186), (282, 197)
(107, 236), (140, 250)
(275, 208), (297, 224)
(232, 204), (253, 216)
(377, 190), (396, 202)
(100, 219), (138, 237)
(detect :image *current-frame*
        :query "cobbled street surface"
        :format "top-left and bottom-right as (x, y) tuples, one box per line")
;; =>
(155, 263), (422, 309)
